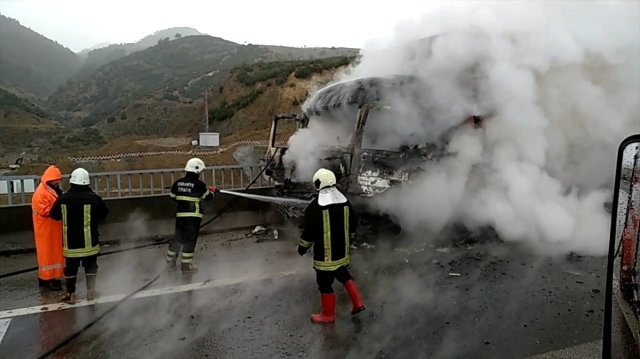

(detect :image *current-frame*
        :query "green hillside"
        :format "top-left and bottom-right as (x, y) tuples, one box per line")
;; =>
(49, 35), (358, 128)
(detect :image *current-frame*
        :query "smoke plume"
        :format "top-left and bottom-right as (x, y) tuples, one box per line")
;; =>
(285, 1), (640, 255)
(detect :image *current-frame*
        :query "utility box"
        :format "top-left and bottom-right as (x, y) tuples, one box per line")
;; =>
(199, 132), (220, 147)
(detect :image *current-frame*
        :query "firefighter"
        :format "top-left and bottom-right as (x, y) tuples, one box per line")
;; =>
(298, 168), (365, 323)
(31, 164), (65, 291)
(166, 158), (217, 273)
(50, 168), (109, 303)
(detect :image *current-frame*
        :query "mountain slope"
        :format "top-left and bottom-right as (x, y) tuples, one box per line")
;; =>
(3, 57), (352, 172)
(135, 27), (203, 49)
(93, 56), (353, 140)
(50, 35), (268, 127)
(49, 35), (358, 127)
(0, 15), (82, 97)
(77, 27), (203, 77)
(0, 86), (67, 165)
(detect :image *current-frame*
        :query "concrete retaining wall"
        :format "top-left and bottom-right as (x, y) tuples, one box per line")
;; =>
(0, 189), (283, 254)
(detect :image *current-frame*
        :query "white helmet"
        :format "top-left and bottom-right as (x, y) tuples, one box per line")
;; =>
(185, 158), (206, 174)
(312, 168), (336, 190)
(70, 168), (90, 185)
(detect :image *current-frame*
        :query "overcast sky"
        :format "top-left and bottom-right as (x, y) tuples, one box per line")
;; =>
(0, 0), (444, 52)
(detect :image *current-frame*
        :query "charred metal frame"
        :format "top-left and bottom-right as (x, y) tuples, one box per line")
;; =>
(346, 104), (370, 194)
(264, 74), (486, 199)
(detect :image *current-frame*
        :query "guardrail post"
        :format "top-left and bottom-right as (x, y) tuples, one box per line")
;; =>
(117, 174), (122, 197)
(7, 181), (12, 206)
(150, 173), (154, 195)
(19, 179), (26, 204)
(231, 168), (235, 189)
(160, 172), (165, 194)
(106, 175), (111, 198)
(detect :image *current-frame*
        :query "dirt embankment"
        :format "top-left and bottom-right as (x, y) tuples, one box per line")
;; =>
(5, 63), (344, 176)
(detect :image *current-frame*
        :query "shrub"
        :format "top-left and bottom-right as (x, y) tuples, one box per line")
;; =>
(208, 90), (263, 122)
(234, 56), (356, 85)
(293, 66), (314, 79)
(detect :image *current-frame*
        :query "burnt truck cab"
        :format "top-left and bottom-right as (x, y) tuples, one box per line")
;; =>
(264, 75), (484, 207)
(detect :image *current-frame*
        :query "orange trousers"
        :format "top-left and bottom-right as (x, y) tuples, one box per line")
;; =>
(33, 215), (64, 280)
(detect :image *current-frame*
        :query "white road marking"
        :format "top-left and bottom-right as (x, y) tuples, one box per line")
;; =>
(0, 271), (297, 319)
(525, 339), (602, 359)
(0, 319), (10, 344)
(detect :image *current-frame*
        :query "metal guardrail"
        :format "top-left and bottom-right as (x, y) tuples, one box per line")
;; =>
(0, 164), (272, 207)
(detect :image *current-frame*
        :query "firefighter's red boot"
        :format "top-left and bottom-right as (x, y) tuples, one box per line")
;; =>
(311, 293), (335, 323)
(344, 279), (365, 315)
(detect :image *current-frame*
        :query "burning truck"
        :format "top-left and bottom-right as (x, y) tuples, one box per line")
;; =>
(261, 75), (485, 229)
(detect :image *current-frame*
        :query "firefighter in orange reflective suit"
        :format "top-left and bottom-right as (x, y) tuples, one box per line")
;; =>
(31, 165), (65, 290)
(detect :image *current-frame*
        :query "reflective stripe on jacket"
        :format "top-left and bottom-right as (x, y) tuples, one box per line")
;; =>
(50, 185), (109, 258)
(169, 172), (213, 218)
(299, 195), (357, 271)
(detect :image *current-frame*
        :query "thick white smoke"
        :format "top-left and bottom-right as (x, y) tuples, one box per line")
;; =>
(285, 1), (640, 255)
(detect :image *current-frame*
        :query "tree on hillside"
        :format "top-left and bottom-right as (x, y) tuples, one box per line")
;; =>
(175, 33), (182, 38)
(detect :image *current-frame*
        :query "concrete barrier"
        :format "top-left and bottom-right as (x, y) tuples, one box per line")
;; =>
(0, 189), (284, 255)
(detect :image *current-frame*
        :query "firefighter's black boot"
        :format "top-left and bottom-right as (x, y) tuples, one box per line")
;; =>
(49, 279), (63, 291)
(181, 262), (198, 274)
(61, 276), (77, 304)
(166, 250), (178, 271)
(39, 278), (63, 291)
(61, 292), (76, 304)
(180, 252), (197, 274)
(86, 274), (98, 301)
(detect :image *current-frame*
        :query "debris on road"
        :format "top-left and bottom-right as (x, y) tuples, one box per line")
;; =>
(246, 226), (280, 242)
(565, 252), (584, 262)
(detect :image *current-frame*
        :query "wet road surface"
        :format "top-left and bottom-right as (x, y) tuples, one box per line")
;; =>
(0, 228), (614, 358)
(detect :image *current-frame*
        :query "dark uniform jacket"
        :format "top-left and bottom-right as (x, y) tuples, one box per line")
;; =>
(298, 188), (357, 271)
(50, 185), (109, 258)
(169, 172), (214, 218)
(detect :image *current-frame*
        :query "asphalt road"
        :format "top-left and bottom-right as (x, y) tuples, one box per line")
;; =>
(0, 226), (625, 358)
